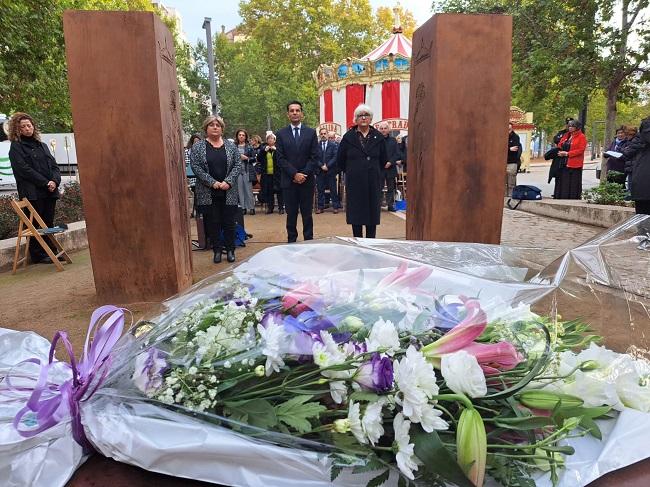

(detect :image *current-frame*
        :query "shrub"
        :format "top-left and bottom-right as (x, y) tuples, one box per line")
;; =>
(582, 182), (630, 206)
(0, 181), (85, 240)
(0, 195), (19, 240)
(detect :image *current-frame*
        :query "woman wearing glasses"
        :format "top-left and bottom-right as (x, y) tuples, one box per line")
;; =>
(336, 104), (387, 238)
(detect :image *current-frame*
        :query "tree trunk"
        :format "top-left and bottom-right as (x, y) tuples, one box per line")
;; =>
(601, 84), (619, 183)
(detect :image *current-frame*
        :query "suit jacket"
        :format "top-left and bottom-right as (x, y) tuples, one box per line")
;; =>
(382, 135), (399, 177)
(275, 124), (319, 188)
(190, 139), (241, 206)
(317, 140), (338, 173)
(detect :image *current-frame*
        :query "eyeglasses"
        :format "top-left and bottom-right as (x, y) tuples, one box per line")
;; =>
(357, 113), (371, 118)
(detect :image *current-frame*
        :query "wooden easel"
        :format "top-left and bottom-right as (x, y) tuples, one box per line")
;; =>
(11, 198), (71, 273)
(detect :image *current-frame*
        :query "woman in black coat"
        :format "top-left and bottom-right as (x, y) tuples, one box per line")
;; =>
(336, 104), (387, 238)
(256, 133), (284, 214)
(8, 112), (61, 264)
(620, 117), (650, 215)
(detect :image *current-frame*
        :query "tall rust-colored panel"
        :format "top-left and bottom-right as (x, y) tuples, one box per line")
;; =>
(407, 14), (512, 244)
(63, 11), (192, 302)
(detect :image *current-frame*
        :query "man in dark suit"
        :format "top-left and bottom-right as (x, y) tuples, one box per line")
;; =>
(275, 101), (320, 242)
(378, 122), (399, 211)
(316, 127), (340, 214)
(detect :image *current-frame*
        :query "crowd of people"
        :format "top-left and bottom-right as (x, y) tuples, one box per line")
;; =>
(185, 101), (407, 263)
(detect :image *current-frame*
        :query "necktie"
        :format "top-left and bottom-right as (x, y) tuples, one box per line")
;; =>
(293, 127), (300, 140)
(322, 141), (326, 152)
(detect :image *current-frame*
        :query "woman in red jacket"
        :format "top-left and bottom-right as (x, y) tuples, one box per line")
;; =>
(553, 119), (587, 199)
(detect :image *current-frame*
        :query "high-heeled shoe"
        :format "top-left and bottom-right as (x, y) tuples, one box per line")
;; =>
(226, 250), (235, 263)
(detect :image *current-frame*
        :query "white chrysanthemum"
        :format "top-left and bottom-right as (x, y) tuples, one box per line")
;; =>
(393, 413), (418, 480)
(420, 403), (449, 432)
(362, 398), (386, 445)
(313, 330), (348, 368)
(441, 350), (487, 398)
(257, 319), (288, 376)
(347, 401), (366, 444)
(393, 345), (439, 424)
(366, 318), (400, 356)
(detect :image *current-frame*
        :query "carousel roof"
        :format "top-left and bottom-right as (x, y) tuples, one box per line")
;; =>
(364, 31), (412, 61)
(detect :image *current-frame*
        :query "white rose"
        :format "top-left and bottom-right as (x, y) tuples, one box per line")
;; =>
(441, 350), (487, 398)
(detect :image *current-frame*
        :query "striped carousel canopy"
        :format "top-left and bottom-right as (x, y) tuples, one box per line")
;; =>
(364, 30), (412, 61)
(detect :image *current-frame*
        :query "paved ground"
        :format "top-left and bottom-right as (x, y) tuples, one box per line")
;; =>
(518, 159), (600, 197)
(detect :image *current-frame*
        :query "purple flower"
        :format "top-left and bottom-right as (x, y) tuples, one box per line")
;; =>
(353, 353), (394, 393)
(431, 296), (467, 331)
(132, 348), (168, 395)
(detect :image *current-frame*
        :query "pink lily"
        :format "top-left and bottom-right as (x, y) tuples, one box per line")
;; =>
(281, 282), (321, 316)
(376, 262), (432, 292)
(421, 297), (487, 367)
(462, 341), (524, 375)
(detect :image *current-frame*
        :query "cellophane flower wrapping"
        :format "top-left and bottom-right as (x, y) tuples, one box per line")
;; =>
(2, 215), (650, 487)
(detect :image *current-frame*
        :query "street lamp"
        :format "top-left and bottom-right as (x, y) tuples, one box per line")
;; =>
(202, 17), (219, 116)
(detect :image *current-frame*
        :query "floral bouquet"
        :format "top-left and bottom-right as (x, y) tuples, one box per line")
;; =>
(2, 224), (650, 487)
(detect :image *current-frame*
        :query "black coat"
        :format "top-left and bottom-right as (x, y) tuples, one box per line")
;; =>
(9, 138), (61, 200)
(507, 131), (522, 164)
(256, 143), (281, 189)
(383, 135), (399, 177)
(336, 126), (387, 226)
(275, 124), (319, 189)
(621, 117), (650, 201)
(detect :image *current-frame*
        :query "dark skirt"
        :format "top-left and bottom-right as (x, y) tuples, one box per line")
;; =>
(553, 168), (583, 199)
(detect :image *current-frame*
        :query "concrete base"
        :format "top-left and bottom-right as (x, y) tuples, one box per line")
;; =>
(0, 221), (87, 272)
(507, 198), (635, 228)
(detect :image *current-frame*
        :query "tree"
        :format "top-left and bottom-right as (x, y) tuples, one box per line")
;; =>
(433, 0), (650, 169)
(376, 5), (418, 39)
(232, 0), (384, 130)
(0, 0), (203, 134)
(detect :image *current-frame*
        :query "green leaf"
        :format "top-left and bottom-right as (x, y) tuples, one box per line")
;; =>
(349, 391), (381, 402)
(397, 475), (407, 487)
(275, 395), (327, 434)
(224, 399), (277, 429)
(331, 465), (343, 482)
(367, 469), (390, 487)
(493, 416), (556, 431)
(412, 427), (474, 487)
(352, 455), (385, 474)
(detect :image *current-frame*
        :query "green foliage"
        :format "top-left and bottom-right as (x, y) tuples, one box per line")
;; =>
(0, 195), (19, 239)
(582, 181), (629, 205)
(274, 395), (327, 433)
(432, 0), (650, 137)
(0, 181), (84, 240)
(54, 180), (84, 225)
(224, 398), (278, 429)
(411, 427), (474, 487)
(217, 0), (389, 134)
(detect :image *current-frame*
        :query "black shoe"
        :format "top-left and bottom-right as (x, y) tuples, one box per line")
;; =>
(249, 209), (255, 215)
(242, 209), (247, 215)
(246, 233), (253, 239)
(279, 208), (285, 214)
(213, 251), (222, 264)
(226, 250), (235, 263)
(387, 207), (396, 212)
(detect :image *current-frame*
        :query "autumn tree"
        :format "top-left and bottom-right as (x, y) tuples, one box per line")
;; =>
(376, 5), (418, 39)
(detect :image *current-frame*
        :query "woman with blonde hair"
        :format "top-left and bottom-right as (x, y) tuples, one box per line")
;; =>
(190, 116), (241, 263)
(8, 112), (61, 264)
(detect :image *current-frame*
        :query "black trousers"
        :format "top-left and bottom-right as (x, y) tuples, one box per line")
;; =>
(381, 170), (396, 208)
(352, 224), (376, 238)
(29, 198), (57, 262)
(200, 198), (237, 252)
(635, 200), (650, 215)
(260, 174), (284, 211)
(283, 181), (314, 242)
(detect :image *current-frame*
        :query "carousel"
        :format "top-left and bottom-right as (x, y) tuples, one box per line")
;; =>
(313, 8), (411, 136)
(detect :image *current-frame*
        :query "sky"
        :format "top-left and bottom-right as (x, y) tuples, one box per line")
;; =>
(159, 1), (435, 45)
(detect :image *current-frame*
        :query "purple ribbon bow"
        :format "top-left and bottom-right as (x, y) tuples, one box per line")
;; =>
(9, 305), (125, 450)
